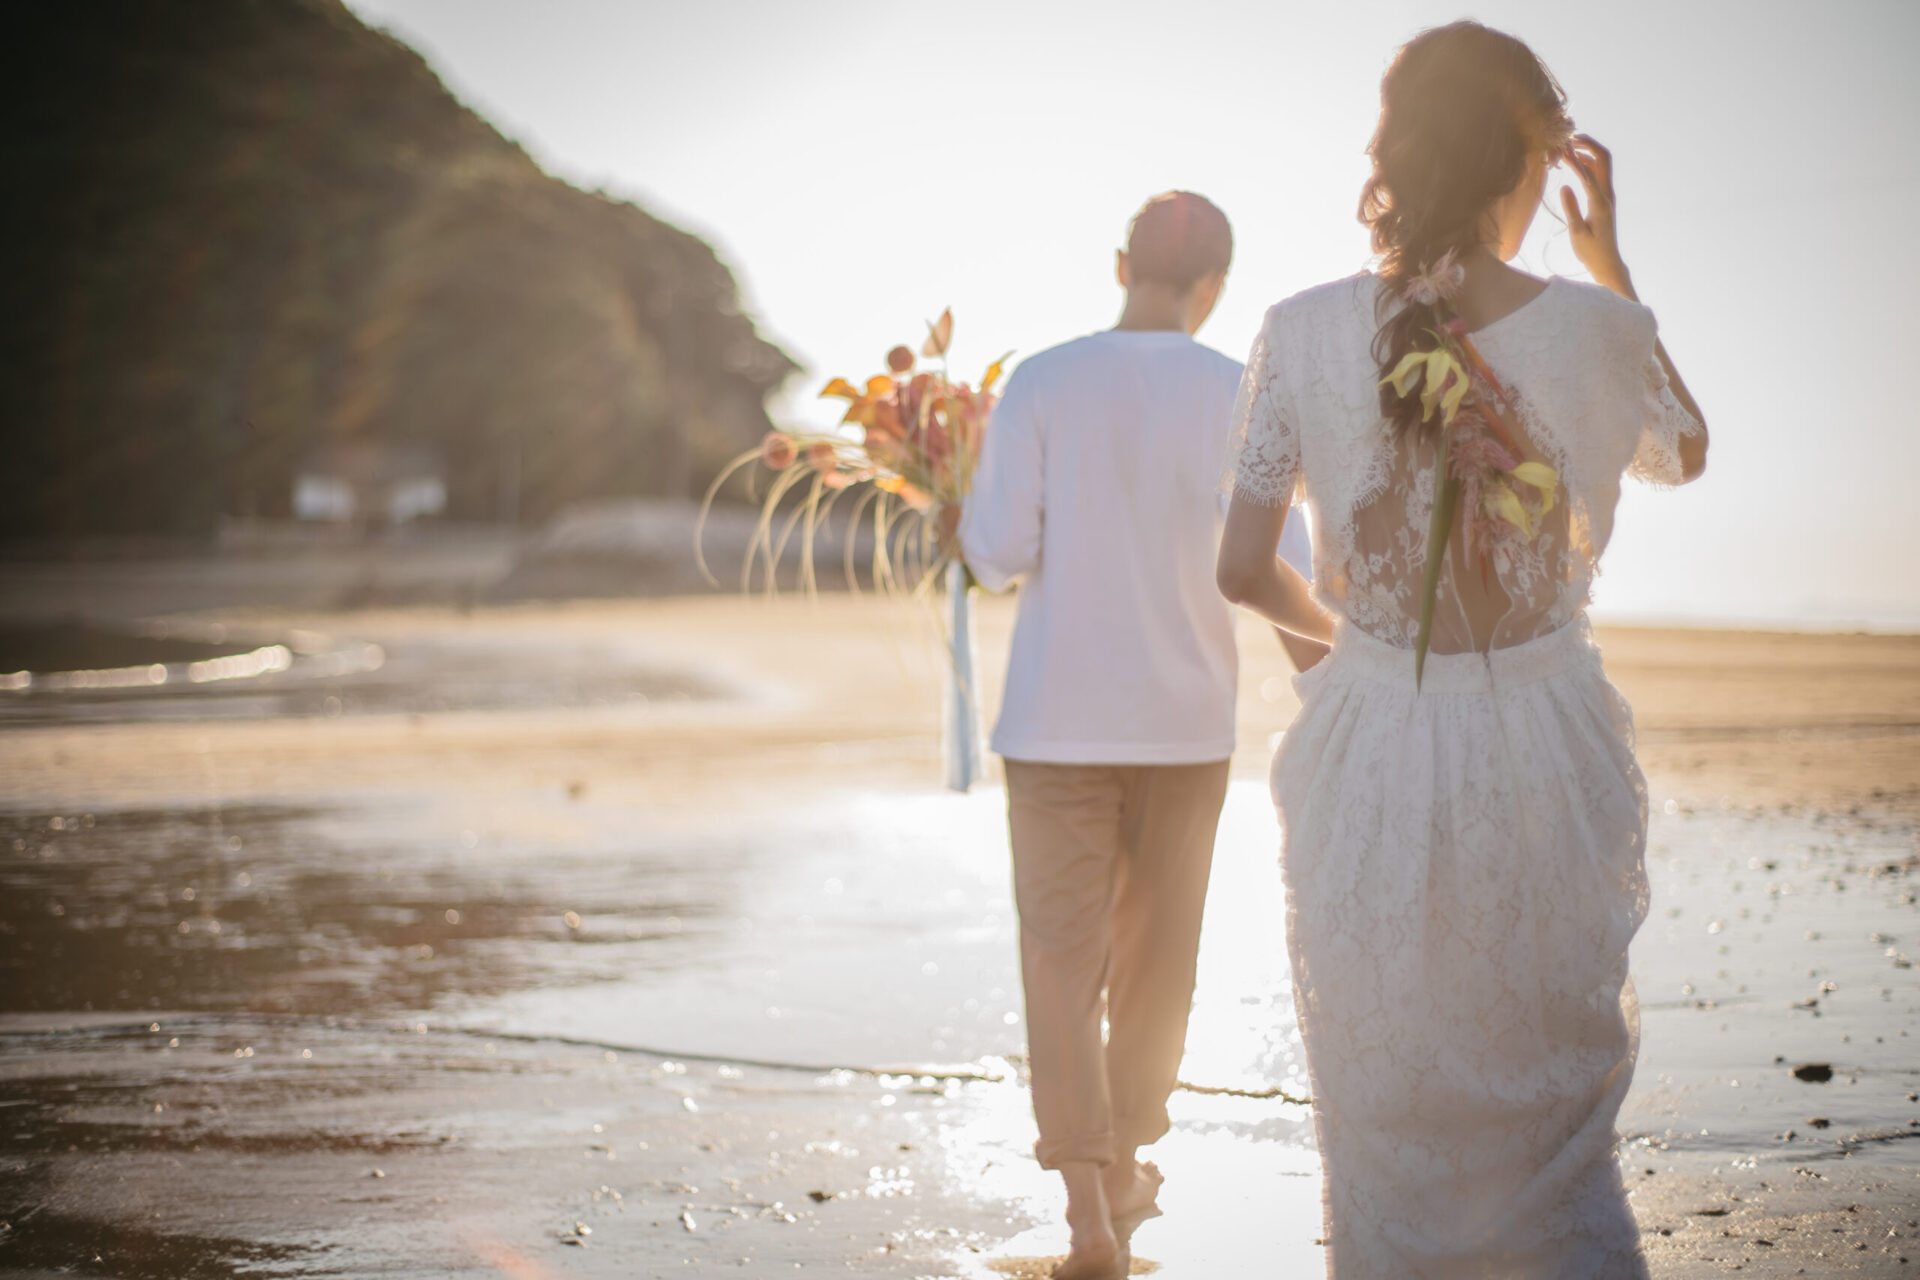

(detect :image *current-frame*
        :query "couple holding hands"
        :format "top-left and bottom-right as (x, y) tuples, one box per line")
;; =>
(948, 20), (1707, 1280)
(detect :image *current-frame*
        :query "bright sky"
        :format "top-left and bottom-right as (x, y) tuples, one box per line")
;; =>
(348, 0), (1919, 629)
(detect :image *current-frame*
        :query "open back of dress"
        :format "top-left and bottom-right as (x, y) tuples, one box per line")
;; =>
(1229, 274), (1699, 659)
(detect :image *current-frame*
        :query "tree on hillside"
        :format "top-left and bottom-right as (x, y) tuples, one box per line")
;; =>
(0, 0), (796, 538)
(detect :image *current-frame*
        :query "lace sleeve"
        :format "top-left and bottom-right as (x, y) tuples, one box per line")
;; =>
(1626, 310), (1703, 486)
(1225, 312), (1300, 507)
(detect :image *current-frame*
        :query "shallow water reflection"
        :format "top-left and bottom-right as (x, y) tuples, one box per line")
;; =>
(6, 770), (1910, 1275)
(0, 623), (722, 725)
(0, 785), (1318, 1100)
(0, 803), (737, 1018)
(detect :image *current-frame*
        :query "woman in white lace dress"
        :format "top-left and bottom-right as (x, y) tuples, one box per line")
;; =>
(1215, 22), (1708, 1279)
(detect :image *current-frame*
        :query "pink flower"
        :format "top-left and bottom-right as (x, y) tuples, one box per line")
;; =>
(867, 397), (904, 441)
(1448, 428), (1518, 476)
(760, 432), (796, 469)
(1403, 250), (1465, 307)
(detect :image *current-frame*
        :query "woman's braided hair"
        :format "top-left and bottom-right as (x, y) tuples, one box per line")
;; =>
(1361, 21), (1572, 440)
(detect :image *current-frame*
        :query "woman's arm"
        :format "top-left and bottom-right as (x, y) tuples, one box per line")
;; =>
(1276, 628), (1330, 673)
(1562, 134), (1709, 483)
(1216, 493), (1334, 644)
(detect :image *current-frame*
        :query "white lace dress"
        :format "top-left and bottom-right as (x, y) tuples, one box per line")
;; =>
(1229, 274), (1702, 1279)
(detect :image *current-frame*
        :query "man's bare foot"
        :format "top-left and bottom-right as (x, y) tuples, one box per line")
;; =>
(1055, 1163), (1122, 1279)
(1050, 1239), (1121, 1280)
(1103, 1158), (1164, 1224)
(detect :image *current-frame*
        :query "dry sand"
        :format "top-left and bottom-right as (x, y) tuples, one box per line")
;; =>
(1, 593), (1916, 1277)
(11, 595), (1915, 814)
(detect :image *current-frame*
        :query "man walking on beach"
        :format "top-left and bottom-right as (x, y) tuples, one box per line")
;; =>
(955, 192), (1315, 1278)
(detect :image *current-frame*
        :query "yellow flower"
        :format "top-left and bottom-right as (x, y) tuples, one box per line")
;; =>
(1436, 363), (1470, 425)
(1508, 460), (1559, 514)
(1381, 348), (1470, 425)
(1382, 349), (1428, 398)
(1484, 482), (1535, 538)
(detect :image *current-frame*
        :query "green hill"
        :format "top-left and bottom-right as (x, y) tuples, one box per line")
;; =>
(0, 0), (797, 538)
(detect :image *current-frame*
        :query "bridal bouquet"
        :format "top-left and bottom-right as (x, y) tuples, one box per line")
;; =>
(698, 310), (1009, 789)
(1381, 253), (1560, 689)
(698, 309), (1006, 598)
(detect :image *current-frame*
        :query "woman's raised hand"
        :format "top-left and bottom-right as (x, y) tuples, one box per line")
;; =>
(1559, 134), (1634, 297)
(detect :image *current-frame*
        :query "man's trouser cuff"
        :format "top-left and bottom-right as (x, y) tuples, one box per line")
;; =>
(1033, 1131), (1115, 1170)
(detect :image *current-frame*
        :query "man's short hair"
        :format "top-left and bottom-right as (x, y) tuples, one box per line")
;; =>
(1124, 192), (1233, 291)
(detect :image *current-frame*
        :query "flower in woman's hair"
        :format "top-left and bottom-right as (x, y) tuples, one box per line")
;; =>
(1430, 364), (1470, 425)
(1448, 429), (1519, 476)
(1508, 460), (1558, 513)
(760, 432), (797, 469)
(1483, 481), (1536, 538)
(1401, 250), (1465, 307)
(1381, 345), (1470, 425)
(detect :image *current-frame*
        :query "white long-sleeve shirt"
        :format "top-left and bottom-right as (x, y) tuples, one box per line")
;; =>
(960, 328), (1311, 765)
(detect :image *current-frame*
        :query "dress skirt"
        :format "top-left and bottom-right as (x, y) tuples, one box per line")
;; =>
(1274, 618), (1652, 1279)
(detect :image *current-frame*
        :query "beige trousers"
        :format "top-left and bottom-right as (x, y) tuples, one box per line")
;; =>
(1004, 757), (1231, 1170)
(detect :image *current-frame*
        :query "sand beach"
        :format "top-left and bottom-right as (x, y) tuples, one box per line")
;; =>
(0, 582), (1916, 1277)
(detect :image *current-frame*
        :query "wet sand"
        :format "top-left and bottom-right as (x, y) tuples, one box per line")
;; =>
(1, 593), (1916, 1277)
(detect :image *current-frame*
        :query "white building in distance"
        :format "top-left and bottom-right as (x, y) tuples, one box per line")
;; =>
(294, 442), (447, 526)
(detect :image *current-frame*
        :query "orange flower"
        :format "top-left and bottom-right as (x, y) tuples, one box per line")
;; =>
(760, 432), (796, 469)
(980, 351), (1012, 395)
(821, 374), (898, 431)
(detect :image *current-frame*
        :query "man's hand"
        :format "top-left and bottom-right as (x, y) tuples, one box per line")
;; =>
(935, 503), (963, 558)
